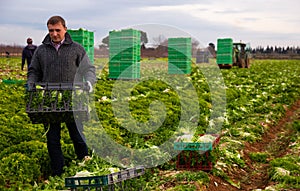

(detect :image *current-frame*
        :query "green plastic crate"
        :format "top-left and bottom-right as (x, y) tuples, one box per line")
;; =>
(217, 53), (233, 64)
(68, 28), (94, 64)
(68, 28), (89, 36)
(168, 69), (190, 75)
(174, 142), (213, 151)
(88, 31), (94, 44)
(217, 54), (233, 59)
(68, 31), (94, 46)
(167, 37), (192, 75)
(216, 59), (232, 64)
(169, 60), (191, 65)
(168, 37), (191, 45)
(2, 79), (25, 85)
(217, 38), (234, 65)
(168, 50), (191, 57)
(168, 52), (191, 59)
(174, 134), (221, 151)
(217, 39), (233, 51)
(109, 55), (140, 62)
(109, 28), (141, 79)
(168, 65), (191, 74)
(108, 72), (140, 79)
(217, 38), (233, 44)
(109, 62), (140, 73)
(217, 47), (233, 54)
(121, 29), (140, 36)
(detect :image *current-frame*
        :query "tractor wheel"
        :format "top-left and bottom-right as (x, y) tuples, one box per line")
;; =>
(232, 57), (237, 66)
(218, 64), (232, 69)
(245, 58), (251, 68)
(239, 59), (245, 68)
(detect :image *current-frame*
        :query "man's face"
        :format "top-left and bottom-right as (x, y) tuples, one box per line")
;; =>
(47, 22), (67, 43)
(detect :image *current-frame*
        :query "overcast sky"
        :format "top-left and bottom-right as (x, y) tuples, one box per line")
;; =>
(0, 0), (299, 48)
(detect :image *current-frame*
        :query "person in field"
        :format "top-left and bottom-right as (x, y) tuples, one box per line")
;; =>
(27, 15), (96, 176)
(21, 38), (37, 70)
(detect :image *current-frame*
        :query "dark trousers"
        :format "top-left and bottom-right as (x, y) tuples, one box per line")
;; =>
(45, 121), (88, 176)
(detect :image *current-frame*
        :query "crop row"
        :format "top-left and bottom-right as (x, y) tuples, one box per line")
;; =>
(0, 58), (299, 190)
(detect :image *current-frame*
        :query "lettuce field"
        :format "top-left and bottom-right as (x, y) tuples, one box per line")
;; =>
(0, 57), (300, 190)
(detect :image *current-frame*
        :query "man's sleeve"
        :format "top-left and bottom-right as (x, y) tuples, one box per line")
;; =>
(77, 51), (96, 85)
(21, 49), (26, 70)
(83, 54), (96, 85)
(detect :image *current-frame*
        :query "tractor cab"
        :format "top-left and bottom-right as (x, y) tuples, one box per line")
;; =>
(232, 42), (251, 68)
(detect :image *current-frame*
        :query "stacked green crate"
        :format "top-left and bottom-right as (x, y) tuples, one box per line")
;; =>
(216, 38), (233, 65)
(68, 28), (94, 64)
(109, 29), (141, 79)
(168, 37), (192, 74)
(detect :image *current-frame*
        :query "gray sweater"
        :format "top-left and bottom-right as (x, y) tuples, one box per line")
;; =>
(27, 33), (96, 85)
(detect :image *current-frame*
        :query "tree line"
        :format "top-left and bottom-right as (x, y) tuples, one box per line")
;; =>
(252, 46), (300, 54)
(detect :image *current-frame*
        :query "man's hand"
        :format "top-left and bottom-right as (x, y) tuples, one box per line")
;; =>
(86, 81), (93, 93)
(24, 83), (32, 91)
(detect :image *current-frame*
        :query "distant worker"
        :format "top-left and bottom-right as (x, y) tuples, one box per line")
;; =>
(5, 51), (10, 58)
(21, 38), (37, 70)
(208, 43), (216, 58)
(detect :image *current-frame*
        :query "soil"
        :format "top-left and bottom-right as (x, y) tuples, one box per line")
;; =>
(206, 99), (300, 191)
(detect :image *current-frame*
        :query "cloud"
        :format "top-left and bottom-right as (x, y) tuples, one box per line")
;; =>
(141, 1), (300, 34)
(0, 24), (46, 45)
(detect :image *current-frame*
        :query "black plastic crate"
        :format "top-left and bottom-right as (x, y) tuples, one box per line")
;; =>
(64, 166), (145, 191)
(65, 175), (108, 190)
(26, 82), (90, 124)
(107, 166), (145, 184)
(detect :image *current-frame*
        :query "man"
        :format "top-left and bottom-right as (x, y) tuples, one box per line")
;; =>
(21, 38), (37, 70)
(27, 15), (96, 176)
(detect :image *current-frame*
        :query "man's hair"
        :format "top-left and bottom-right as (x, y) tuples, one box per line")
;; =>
(27, 38), (33, 44)
(47, 15), (66, 27)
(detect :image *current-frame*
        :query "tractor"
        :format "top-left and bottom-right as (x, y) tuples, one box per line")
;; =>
(232, 42), (251, 68)
(216, 38), (251, 69)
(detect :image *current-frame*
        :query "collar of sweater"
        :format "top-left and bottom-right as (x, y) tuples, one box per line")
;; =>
(42, 32), (73, 46)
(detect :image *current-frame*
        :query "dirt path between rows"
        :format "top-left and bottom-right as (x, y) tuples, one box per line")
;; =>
(207, 99), (300, 191)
